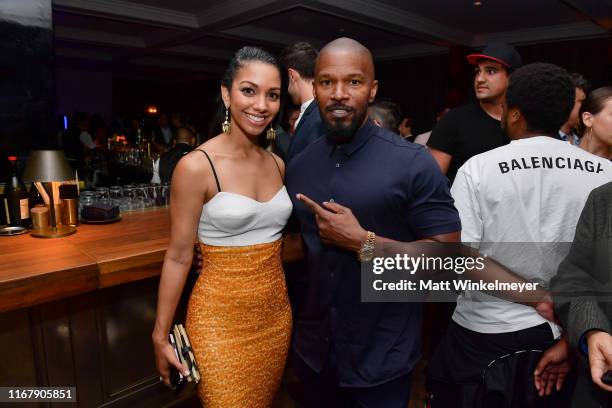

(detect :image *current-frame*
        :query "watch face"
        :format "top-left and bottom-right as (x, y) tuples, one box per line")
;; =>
(359, 248), (374, 262)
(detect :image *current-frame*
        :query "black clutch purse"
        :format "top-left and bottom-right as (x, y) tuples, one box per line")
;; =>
(168, 323), (201, 394)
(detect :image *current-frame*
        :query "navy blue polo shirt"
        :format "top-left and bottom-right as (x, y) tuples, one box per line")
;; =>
(286, 120), (461, 387)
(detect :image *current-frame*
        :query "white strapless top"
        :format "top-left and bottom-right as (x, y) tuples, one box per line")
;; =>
(198, 186), (293, 246)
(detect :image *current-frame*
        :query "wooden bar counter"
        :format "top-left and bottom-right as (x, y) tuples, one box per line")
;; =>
(0, 209), (196, 407)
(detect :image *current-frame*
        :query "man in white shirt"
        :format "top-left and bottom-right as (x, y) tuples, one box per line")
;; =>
(427, 63), (612, 407)
(279, 42), (323, 162)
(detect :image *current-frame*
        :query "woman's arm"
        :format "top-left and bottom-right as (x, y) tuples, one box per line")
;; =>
(152, 153), (208, 384)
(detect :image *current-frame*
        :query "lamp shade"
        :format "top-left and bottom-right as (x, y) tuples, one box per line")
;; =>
(22, 150), (74, 182)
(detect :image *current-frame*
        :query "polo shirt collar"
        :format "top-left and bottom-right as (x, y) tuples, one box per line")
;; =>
(327, 119), (376, 156)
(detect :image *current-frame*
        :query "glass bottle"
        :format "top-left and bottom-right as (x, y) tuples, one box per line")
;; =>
(3, 156), (30, 227)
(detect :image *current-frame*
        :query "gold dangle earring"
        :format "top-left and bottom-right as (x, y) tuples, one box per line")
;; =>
(222, 107), (231, 134)
(266, 125), (276, 142)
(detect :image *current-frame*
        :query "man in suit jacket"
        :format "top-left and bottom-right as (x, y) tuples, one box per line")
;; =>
(550, 181), (612, 406)
(273, 106), (299, 161)
(151, 127), (195, 183)
(280, 42), (324, 162)
(288, 100), (324, 162)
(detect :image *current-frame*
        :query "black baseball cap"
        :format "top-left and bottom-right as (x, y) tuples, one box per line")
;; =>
(467, 43), (522, 70)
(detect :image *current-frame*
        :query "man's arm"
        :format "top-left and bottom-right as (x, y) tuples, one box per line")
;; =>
(429, 148), (452, 175)
(426, 111), (456, 175)
(295, 193), (459, 251)
(295, 192), (552, 318)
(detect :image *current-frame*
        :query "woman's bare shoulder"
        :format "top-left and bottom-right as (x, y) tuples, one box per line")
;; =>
(269, 151), (286, 176)
(194, 135), (225, 158)
(173, 148), (217, 184)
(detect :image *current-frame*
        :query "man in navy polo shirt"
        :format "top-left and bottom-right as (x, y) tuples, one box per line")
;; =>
(285, 37), (462, 408)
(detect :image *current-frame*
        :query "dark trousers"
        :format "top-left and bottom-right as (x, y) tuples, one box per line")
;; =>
(426, 321), (574, 408)
(571, 362), (612, 407)
(293, 353), (412, 408)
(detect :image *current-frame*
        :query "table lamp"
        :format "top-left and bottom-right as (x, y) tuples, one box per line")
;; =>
(23, 150), (76, 238)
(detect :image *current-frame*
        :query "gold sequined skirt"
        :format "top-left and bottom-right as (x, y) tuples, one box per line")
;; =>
(186, 239), (292, 407)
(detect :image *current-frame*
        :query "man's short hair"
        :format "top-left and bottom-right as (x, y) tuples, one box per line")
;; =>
(279, 42), (318, 80)
(506, 63), (575, 135)
(570, 72), (590, 93)
(368, 99), (401, 132)
(175, 126), (195, 142)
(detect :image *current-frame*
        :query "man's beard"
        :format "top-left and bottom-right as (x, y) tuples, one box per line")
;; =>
(324, 105), (366, 144)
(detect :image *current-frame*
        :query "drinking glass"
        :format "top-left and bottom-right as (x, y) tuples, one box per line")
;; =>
(95, 187), (110, 205)
(160, 183), (170, 207)
(79, 191), (96, 218)
(133, 186), (146, 210)
(122, 186), (135, 211)
(109, 186), (122, 208)
(145, 184), (157, 208)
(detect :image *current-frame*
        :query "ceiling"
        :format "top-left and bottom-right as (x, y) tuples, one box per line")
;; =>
(52, 0), (612, 81)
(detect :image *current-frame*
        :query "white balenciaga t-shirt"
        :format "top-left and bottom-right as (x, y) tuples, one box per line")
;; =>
(451, 136), (612, 334)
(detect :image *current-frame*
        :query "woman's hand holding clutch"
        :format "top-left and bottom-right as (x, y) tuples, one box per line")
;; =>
(153, 335), (190, 387)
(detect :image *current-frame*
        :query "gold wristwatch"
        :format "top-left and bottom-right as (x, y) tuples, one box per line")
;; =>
(357, 231), (376, 262)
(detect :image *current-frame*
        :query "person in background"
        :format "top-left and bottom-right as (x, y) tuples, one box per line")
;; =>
(414, 108), (450, 146)
(151, 127), (196, 184)
(287, 105), (300, 135)
(558, 73), (589, 146)
(427, 62), (612, 407)
(152, 113), (174, 152)
(368, 98), (401, 133)
(78, 113), (97, 150)
(398, 115), (413, 140)
(578, 86), (612, 160)
(278, 43), (321, 358)
(274, 105), (300, 161)
(170, 112), (184, 130)
(427, 43), (522, 184)
(127, 118), (141, 145)
(279, 42), (322, 162)
(90, 114), (108, 148)
(549, 181), (612, 407)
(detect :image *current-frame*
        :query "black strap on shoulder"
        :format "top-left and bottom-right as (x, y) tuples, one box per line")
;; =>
(269, 152), (283, 182)
(194, 149), (221, 192)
